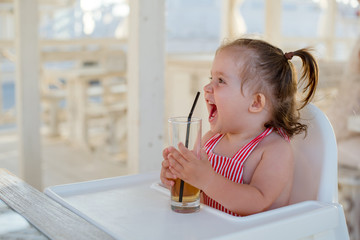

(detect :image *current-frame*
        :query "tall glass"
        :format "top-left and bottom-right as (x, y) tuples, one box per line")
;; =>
(168, 116), (201, 213)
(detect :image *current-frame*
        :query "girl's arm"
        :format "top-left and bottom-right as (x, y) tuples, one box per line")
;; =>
(168, 138), (293, 216)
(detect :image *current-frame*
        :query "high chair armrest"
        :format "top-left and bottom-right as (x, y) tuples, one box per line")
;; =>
(215, 201), (349, 240)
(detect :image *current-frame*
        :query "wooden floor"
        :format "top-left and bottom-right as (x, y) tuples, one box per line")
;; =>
(0, 128), (129, 191)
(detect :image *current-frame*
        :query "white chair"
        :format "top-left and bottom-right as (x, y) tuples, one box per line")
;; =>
(223, 103), (349, 240)
(290, 103), (338, 204)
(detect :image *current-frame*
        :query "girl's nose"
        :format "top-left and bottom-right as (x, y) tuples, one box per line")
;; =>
(203, 82), (213, 93)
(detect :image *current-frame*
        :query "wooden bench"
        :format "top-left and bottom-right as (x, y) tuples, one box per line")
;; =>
(0, 168), (114, 240)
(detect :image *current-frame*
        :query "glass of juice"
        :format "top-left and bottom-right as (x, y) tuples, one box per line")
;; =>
(168, 116), (201, 213)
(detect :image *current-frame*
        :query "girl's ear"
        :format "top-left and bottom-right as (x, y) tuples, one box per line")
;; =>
(249, 93), (266, 113)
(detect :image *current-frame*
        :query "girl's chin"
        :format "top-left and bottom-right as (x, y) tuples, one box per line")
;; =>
(209, 119), (219, 131)
(208, 117), (215, 126)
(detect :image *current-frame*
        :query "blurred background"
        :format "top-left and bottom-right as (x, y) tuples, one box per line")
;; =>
(0, 0), (360, 239)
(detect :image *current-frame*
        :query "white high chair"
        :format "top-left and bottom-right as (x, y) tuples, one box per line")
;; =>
(44, 104), (350, 240)
(290, 103), (338, 204)
(220, 103), (349, 240)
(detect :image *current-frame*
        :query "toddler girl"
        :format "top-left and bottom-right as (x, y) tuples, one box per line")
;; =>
(161, 38), (318, 216)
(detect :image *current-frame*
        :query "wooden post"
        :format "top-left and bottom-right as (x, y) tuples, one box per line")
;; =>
(264, 0), (282, 45)
(127, 0), (165, 173)
(221, 0), (246, 41)
(324, 0), (336, 60)
(0, 15), (4, 116)
(317, 0), (337, 60)
(14, 0), (42, 189)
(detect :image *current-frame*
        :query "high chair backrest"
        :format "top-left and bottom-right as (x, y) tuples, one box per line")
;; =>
(289, 103), (338, 204)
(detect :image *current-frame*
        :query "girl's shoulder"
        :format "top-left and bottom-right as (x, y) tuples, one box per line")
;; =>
(260, 131), (293, 161)
(265, 130), (291, 146)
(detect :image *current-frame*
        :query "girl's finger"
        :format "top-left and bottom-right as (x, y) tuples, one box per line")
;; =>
(165, 168), (176, 179)
(168, 154), (183, 170)
(168, 147), (181, 158)
(168, 148), (188, 166)
(178, 142), (196, 161)
(162, 159), (170, 168)
(160, 169), (172, 188)
(162, 178), (174, 187)
(162, 148), (170, 160)
(168, 155), (183, 178)
(169, 165), (181, 179)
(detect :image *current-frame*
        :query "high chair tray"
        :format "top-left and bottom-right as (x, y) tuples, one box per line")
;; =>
(44, 172), (344, 240)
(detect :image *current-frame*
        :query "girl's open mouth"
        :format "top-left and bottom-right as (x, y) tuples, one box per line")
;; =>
(209, 103), (217, 121)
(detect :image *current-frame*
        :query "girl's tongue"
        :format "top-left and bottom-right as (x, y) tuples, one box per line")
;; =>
(209, 104), (217, 121)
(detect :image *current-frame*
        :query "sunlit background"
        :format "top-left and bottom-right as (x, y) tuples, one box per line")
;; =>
(0, 0), (360, 239)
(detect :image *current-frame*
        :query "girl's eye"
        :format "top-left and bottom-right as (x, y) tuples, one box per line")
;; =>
(209, 76), (225, 84)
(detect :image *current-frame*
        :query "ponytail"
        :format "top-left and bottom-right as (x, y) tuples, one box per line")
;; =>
(292, 48), (319, 109)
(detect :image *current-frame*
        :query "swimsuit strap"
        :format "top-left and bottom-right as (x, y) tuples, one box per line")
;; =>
(230, 127), (274, 183)
(204, 133), (223, 155)
(232, 127), (274, 162)
(203, 128), (274, 183)
(276, 127), (290, 142)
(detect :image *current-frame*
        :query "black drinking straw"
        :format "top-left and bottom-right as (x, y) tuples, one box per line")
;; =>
(179, 91), (200, 202)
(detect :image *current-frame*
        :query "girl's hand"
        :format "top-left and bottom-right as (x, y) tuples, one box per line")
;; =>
(160, 148), (177, 189)
(168, 143), (214, 191)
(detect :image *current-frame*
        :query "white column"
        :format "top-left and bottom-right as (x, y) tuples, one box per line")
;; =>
(14, 0), (42, 189)
(127, 0), (165, 173)
(264, 0), (282, 45)
(0, 16), (4, 117)
(318, 0), (336, 60)
(221, 0), (246, 41)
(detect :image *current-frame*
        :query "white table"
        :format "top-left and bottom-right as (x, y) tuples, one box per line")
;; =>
(44, 172), (349, 240)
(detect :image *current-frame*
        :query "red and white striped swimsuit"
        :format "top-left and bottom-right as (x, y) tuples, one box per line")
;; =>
(203, 127), (289, 216)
